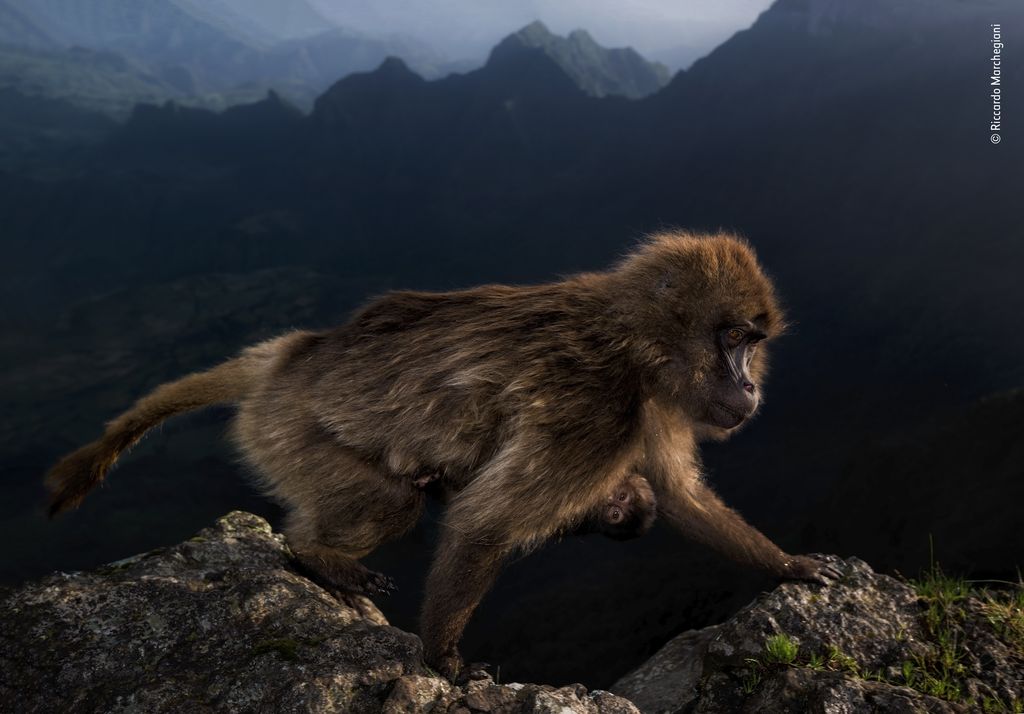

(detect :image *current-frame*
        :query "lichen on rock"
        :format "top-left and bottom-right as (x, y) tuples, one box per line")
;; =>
(0, 511), (638, 713)
(3, 513), (1019, 713)
(612, 557), (1024, 713)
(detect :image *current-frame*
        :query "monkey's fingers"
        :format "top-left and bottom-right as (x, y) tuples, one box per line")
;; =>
(783, 554), (843, 585)
(818, 563), (844, 581)
(805, 569), (839, 586)
(805, 554), (844, 583)
(364, 570), (398, 596)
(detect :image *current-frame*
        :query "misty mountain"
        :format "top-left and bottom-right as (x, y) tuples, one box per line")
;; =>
(203, 0), (333, 42)
(0, 0), (53, 49)
(1, 0), (259, 61)
(0, 0), (269, 110)
(0, 7), (673, 117)
(263, 28), (449, 91)
(0, 44), (187, 120)
(0, 0), (451, 113)
(0, 0), (1021, 688)
(497, 20), (670, 99)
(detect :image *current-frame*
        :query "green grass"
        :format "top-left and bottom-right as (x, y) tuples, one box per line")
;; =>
(980, 586), (1024, 651)
(763, 634), (799, 665)
(740, 634), (856, 696)
(740, 665), (761, 695)
(823, 645), (859, 675)
(906, 543), (971, 702)
(735, 547), (1023, 711)
(738, 634), (798, 695)
(905, 544), (1022, 710)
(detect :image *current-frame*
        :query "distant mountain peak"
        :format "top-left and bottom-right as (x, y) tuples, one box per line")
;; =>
(377, 55), (416, 77)
(567, 28), (596, 44)
(515, 20), (555, 42)
(311, 55), (426, 127)
(492, 21), (670, 99)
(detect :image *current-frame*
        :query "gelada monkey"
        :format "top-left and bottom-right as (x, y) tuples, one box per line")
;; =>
(46, 231), (840, 681)
(573, 473), (656, 540)
(416, 469), (657, 540)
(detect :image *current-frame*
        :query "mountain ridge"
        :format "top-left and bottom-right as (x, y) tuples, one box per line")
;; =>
(0, 12), (674, 116)
(0, 0), (1021, 689)
(495, 20), (670, 99)
(0, 0), (455, 113)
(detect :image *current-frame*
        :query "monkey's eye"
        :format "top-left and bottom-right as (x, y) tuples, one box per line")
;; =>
(726, 328), (745, 346)
(609, 508), (623, 523)
(617, 492), (628, 502)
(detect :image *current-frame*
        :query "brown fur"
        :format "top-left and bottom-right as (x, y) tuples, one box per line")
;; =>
(572, 473), (657, 540)
(44, 336), (295, 517)
(45, 231), (835, 682)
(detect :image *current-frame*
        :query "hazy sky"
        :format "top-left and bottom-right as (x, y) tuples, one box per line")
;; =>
(309, 0), (776, 69)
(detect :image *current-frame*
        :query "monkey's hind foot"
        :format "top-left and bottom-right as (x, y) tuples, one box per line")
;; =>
(462, 662), (493, 683)
(360, 569), (398, 596)
(429, 650), (492, 684)
(291, 549), (397, 597)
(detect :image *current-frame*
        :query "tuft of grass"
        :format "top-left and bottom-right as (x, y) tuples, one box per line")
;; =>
(913, 566), (969, 601)
(738, 634), (799, 696)
(906, 550), (968, 702)
(736, 562), (1023, 712)
(901, 660), (916, 687)
(966, 694), (1024, 713)
(763, 634), (799, 665)
(980, 586), (1024, 652)
(740, 664), (761, 695)
(864, 668), (887, 683)
(824, 645), (859, 675)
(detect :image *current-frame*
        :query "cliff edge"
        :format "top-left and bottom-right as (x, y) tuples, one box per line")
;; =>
(2, 512), (1020, 713)
(0, 512), (636, 713)
(613, 556), (1023, 713)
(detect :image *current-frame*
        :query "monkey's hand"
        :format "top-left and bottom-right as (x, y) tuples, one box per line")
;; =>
(780, 554), (843, 585)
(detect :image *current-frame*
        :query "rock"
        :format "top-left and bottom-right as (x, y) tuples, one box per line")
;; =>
(6, 514), (1020, 713)
(0, 511), (638, 714)
(613, 556), (1024, 713)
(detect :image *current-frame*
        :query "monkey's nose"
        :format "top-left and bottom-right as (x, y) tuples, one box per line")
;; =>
(742, 381), (755, 394)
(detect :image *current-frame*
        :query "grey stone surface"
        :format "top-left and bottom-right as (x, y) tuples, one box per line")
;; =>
(0, 511), (638, 714)
(613, 557), (1024, 714)
(5, 513), (1020, 714)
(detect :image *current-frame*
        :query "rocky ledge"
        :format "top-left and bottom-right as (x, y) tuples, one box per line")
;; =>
(1, 512), (1021, 714)
(613, 557), (1023, 713)
(0, 512), (636, 713)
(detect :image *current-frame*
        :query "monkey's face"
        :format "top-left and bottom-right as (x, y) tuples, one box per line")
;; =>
(702, 322), (766, 430)
(600, 475), (657, 541)
(616, 231), (784, 432)
(653, 315), (774, 435)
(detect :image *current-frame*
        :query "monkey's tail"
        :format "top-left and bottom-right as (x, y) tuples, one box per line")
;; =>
(45, 356), (257, 518)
